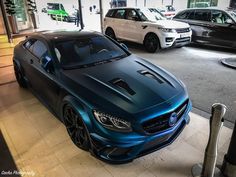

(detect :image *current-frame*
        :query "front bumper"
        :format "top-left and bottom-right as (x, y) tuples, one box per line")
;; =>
(89, 101), (192, 164)
(67, 16), (76, 22)
(160, 31), (192, 49)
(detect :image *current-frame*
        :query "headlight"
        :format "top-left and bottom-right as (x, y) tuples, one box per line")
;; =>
(93, 110), (132, 132)
(159, 28), (176, 33)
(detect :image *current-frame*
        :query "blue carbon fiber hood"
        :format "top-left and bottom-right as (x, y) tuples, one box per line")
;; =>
(61, 55), (186, 115)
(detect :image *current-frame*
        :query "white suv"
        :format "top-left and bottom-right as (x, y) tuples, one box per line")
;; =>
(104, 7), (192, 52)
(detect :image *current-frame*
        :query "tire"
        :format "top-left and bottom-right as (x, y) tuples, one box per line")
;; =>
(105, 28), (116, 40)
(144, 33), (160, 53)
(14, 63), (27, 88)
(63, 105), (90, 150)
(64, 16), (69, 22)
(50, 14), (55, 20)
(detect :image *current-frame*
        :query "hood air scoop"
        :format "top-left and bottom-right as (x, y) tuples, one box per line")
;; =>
(110, 78), (136, 95)
(138, 70), (164, 84)
(138, 69), (175, 88)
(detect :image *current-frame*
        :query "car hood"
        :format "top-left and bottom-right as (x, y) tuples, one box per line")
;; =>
(146, 20), (190, 29)
(61, 55), (186, 114)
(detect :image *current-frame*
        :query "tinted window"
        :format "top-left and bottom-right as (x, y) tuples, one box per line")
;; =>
(47, 3), (60, 10)
(211, 10), (233, 24)
(60, 4), (65, 11)
(194, 10), (211, 21)
(136, 9), (149, 21)
(106, 9), (115, 17)
(114, 9), (125, 19)
(188, 10), (195, 20)
(229, 11), (236, 21)
(126, 9), (138, 20)
(31, 40), (48, 59)
(23, 39), (36, 49)
(55, 36), (128, 69)
(175, 10), (191, 19)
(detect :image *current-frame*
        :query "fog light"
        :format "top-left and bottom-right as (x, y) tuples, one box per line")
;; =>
(166, 38), (174, 42)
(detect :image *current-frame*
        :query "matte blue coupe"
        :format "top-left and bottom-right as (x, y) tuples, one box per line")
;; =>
(13, 31), (191, 163)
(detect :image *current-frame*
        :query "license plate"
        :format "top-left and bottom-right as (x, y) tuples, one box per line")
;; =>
(180, 33), (189, 38)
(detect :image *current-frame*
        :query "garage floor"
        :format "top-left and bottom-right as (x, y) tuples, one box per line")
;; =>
(0, 35), (232, 177)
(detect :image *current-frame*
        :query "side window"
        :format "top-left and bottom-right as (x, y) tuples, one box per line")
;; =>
(211, 10), (233, 24)
(114, 9), (125, 19)
(126, 9), (138, 20)
(194, 10), (211, 22)
(106, 9), (115, 17)
(23, 39), (36, 49)
(31, 40), (48, 59)
(175, 11), (190, 19)
(188, 10), (195, 20)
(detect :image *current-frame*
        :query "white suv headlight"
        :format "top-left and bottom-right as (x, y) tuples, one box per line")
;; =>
(93, 110), (132, 132)
(159, 28), (176, 33)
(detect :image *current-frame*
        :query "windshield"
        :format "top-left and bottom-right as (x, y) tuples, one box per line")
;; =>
(137, 8), (166, 22)
(54, 36), (128, 69)
(229, 11), (236, 22)
(47, 3), (60, 10)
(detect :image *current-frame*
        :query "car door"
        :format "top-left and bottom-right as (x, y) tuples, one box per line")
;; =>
(208, 10), (236, 47)
(111, 9), (126, 39)
(25, 39), (60, 111)
(189, 9), (212, 43)
(122, 9), (143, 43)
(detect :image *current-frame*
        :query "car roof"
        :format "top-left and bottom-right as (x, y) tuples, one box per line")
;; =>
(182, 7), (226, 11)
(108, 7), (150, 10)
(28, 30), (103, 42)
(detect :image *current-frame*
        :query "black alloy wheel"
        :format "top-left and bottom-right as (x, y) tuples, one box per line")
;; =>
(144, 33), (160, 53)
(64, 105), (90, 150)
(105, 28), (116, 40)
(14, 64), (27, 88)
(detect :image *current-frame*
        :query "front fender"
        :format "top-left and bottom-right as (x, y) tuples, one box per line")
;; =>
(61, 95), (93, 131)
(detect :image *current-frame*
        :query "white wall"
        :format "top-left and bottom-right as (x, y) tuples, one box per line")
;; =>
(173, 0), (188, 12)
(217, 0), (231, 9)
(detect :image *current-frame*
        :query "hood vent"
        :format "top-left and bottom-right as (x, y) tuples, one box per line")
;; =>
(110, 78), (135, 95)
(138, 70), (164, 84)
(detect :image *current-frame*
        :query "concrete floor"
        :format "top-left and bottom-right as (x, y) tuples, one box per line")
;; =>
(127, 42), (236, 126)
(0, 35), (233, 177)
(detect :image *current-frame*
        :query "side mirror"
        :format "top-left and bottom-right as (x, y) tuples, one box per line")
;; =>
(41, 56), (53, 73)
(226, 18), (234, 24)
(120, 43), (128, 51)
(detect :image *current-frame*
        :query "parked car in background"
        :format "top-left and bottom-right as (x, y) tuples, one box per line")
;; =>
(148, 7), (166, 18)
(13, 31), (191, 163)
(104, 7), (192, 53)
(46, 3), (76, 22)
(158, 5), (176, 19)
(173, 8), (236, 49)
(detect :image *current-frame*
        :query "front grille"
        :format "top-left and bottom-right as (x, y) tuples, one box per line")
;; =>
(142, 99), (188, 134)
(175, 37), (191, 44)
(176, 28), (190, 33)
(139, 121), (186, 157)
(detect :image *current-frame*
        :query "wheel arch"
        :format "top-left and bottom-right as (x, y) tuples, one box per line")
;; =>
(143, 32), (161, 46)
(13, 58), (27, 81)
(60, 95), (93, 130)
(105, 27), (116, 35)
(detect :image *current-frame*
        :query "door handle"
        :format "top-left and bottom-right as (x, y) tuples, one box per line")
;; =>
(30, 59), (33, 64)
